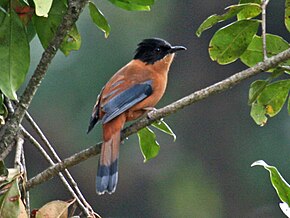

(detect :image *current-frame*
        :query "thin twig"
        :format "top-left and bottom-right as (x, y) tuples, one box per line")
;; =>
(21, 127), (99, 218)
(261, 0), (269, 60)
(26, 46), (290, 189)
(24, 111), (95, 216)
(0, 0), (88, 160)
(21, 145), (30, 216)
(14, 136), (24, 171)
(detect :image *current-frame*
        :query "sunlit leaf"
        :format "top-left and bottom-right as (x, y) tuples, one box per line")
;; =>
(250, 101), (267, 126)
(0, 9), (30, 100)
(137, 127), (160, 162)
(209, 20), (259, 64)
(285, 0), (290, 32)
(152, 120), (176, 141)
(36, 200), (75, 218)
(257, 80), (290, 117)
(248, 80), (268, 104)
(89, 2), (111, 38)
(196, 3), (260, 37)
(240, 34), (290, 70)
(33, 0), (53, 17)
(108, 0), (150, 11)
(252, 160), (290, 205)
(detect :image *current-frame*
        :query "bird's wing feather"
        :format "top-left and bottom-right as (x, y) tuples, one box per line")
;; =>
(102, 80), (152, 124)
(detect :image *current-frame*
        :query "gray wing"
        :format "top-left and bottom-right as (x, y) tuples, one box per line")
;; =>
(102, 80), (152, 124)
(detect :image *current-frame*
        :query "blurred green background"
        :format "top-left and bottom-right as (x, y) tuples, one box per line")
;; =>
(13, 0), (290, 217)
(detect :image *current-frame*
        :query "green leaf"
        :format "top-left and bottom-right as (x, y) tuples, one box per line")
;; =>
(61, 24), (81, 56)
(257, 80), (290, 117)
(209, 20), (259, 65)
(151, 120), (176, 141)
(33, 0), (81, 55)
(252, 160), (290, 205)
(240, 34), (290, 69)
(125, 0), (154, 6)
(108, 0), (150, 11)
(239, 0), (261, 3)
(33, 0), (53, 17)
(248, 80), (268, 104)
(89, 2), (111, 38)
(137, 127), (160, 162)
(250, 101), (267, 126)
(237, 2), (261, 20)
(0, 9), (30, 100)
(285, 0), (290, 32)
(196, 3), (261, 37)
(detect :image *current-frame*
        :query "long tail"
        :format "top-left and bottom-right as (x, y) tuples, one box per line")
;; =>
(96, 115), (125, 194)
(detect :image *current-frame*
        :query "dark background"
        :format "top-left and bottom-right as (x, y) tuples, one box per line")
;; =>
(11, 0), (290, 217)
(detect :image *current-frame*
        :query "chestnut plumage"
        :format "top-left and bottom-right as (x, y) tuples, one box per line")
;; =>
(88, 38), (186, 194)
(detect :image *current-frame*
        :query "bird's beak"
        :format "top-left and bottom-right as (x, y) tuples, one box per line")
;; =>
(169, 45), (187, 53)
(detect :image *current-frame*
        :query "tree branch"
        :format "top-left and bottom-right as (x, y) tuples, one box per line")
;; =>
(26, 46), (290, 189)
(0, 0), (88, 160)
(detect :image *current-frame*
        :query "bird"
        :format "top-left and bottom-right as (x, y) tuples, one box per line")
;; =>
(87, 38), (186, 195)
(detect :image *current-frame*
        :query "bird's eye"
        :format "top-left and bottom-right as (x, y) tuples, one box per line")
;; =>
(154, 48), (161, 53)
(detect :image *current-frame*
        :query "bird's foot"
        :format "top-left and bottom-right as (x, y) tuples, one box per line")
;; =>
(144, 107), (158, 120)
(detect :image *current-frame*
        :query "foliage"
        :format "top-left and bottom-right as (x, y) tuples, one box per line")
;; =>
(197, 0), (290, 215)
(252, 161), (290, 217)
(196, 0), (290, 126)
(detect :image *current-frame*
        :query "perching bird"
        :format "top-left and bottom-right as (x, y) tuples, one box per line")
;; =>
(88, 38), (186, 195)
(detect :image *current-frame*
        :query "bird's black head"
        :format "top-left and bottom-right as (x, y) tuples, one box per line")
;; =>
(134, 38), (186, 64)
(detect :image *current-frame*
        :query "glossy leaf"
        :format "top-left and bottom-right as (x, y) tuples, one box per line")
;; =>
(108, 0), (150, 11)
(33, 0), (53, 17)
(89, 2), (111, 38)
(137, 127), (160, 162)
(196, 3), (260, 37)
(285, 0), (290, 32)
(257, 80), (290, 117)
(250, 101), (267, 126)
(209, 20), (259, 65)
(252, 160), (290, 205)
(0, 10), (30, 100)
(36, 200), (75, 218)
(152, 120), (176, 141)
(248, 80), (268, 104)
(240, 34), (290, 69)
(61, 24), (81, 56)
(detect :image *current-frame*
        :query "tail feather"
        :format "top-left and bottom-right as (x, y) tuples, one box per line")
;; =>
(96, 132), (120, 194)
